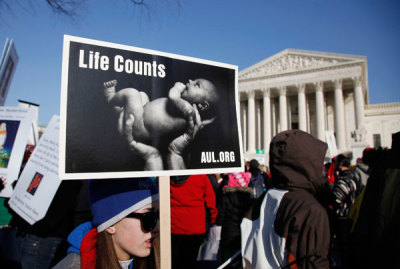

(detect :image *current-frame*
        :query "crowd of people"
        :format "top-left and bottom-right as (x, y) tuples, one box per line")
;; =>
(0, 130), (398, 269)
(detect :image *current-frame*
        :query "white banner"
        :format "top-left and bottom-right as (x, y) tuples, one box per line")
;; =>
(0, 107), (35, 197)
(9, 115), (61, 224)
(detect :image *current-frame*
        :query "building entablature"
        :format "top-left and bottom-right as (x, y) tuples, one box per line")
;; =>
(239, 49), (369, 102)
(239, 48), (367, 79)
(365, 102), (400, 116)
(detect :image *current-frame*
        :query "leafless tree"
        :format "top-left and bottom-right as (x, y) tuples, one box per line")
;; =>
(45, 0), (85, 17)
(0, 0), (86, 22)
(0, 0), (181, 23)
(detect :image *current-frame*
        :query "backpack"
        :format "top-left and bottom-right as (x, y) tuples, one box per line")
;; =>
(248, 171), (265, 199)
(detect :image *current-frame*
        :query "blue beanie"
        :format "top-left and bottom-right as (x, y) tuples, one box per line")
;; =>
(89, 178), (159, 232)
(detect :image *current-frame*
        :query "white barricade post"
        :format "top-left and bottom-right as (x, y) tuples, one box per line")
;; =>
(9, 115), (61, 224)
(0, 106), (35, 197)
(59, 35), (243, 268)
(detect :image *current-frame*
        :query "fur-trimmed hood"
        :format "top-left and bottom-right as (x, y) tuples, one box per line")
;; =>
(222, 186), (253, 195)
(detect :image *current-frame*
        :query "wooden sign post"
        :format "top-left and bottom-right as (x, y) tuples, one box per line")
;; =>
(159, 176), (171, 269)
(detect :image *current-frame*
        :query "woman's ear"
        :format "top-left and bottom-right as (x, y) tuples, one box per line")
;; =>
(106, 226), (116, 234)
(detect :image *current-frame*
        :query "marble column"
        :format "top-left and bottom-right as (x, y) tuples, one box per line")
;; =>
(263, 88), (271, 149)
(297, 84), (307, 131)
(279, 86), (288, 131)
(241, 102), (247, 152)
(315, 82), (326, 141)
(272, 99), (277, 137)
(247, 90), (256, 153)
(353, 77), (365, 129)
(334, 79), (346, 151)
(256, 100), (262, 149)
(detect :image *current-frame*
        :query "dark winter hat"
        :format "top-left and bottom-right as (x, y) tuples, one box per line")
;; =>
(89, 178), (159, 232)
(226, 172), (251, 187)
(249, 159), (259, 170)
(336, 154), (351, 168)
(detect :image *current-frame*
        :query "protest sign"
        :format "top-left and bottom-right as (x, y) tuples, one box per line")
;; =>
(325, 130), (338, 157)
(0, 106), (35, 197)
(0, 38), (19, 106)
(60, 35), (243, 179)
(9, 115), (61, 224)
(255, 149), (266, 165)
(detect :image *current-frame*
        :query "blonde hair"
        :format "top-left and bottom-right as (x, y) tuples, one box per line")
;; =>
(259, 164), (267, 173)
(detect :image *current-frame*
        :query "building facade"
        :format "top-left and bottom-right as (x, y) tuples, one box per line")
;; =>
(239, 49), (400, 163)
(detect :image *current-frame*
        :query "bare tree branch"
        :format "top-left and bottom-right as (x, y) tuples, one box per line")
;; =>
(45, 0), (86, 19)
(0, 0), (182, 24)
(130, 0), (145, 4)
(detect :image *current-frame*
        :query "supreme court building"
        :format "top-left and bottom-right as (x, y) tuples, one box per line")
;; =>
(239, 49), (400, 163)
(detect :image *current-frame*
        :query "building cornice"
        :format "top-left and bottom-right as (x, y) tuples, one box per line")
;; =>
(239, 61), (364, 82)
(365, 102), (400, 116)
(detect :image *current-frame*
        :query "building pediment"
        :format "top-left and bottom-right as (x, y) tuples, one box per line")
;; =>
(239, 49), (366, 80)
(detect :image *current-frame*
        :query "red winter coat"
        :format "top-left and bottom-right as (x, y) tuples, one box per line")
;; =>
(170, 174), (218, 235)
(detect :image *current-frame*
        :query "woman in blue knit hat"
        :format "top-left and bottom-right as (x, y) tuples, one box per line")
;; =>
(53, 177), (160, 269)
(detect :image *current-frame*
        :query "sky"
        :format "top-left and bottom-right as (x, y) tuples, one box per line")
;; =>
(1, 0), (399, 125)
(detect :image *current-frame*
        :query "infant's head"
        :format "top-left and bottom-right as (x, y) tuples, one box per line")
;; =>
(181, 78), (219, 112)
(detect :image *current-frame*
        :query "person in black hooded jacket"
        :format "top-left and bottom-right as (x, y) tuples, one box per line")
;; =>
(216, 172), (254, 263)
(247, 159), (266, 199)
(241, 129), (330, 269)
(329, 154), (357, 269)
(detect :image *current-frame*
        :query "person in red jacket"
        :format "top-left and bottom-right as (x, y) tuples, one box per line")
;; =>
(170, 174), (218, 269)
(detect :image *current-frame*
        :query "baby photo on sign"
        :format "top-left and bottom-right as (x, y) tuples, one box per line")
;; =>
(0, 120), (20, 168)
(26, 172), (44, 196)
(60, 36), (242, 178)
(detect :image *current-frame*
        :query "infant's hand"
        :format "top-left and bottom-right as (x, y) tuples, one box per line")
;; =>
(174, 82), (186, 91)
